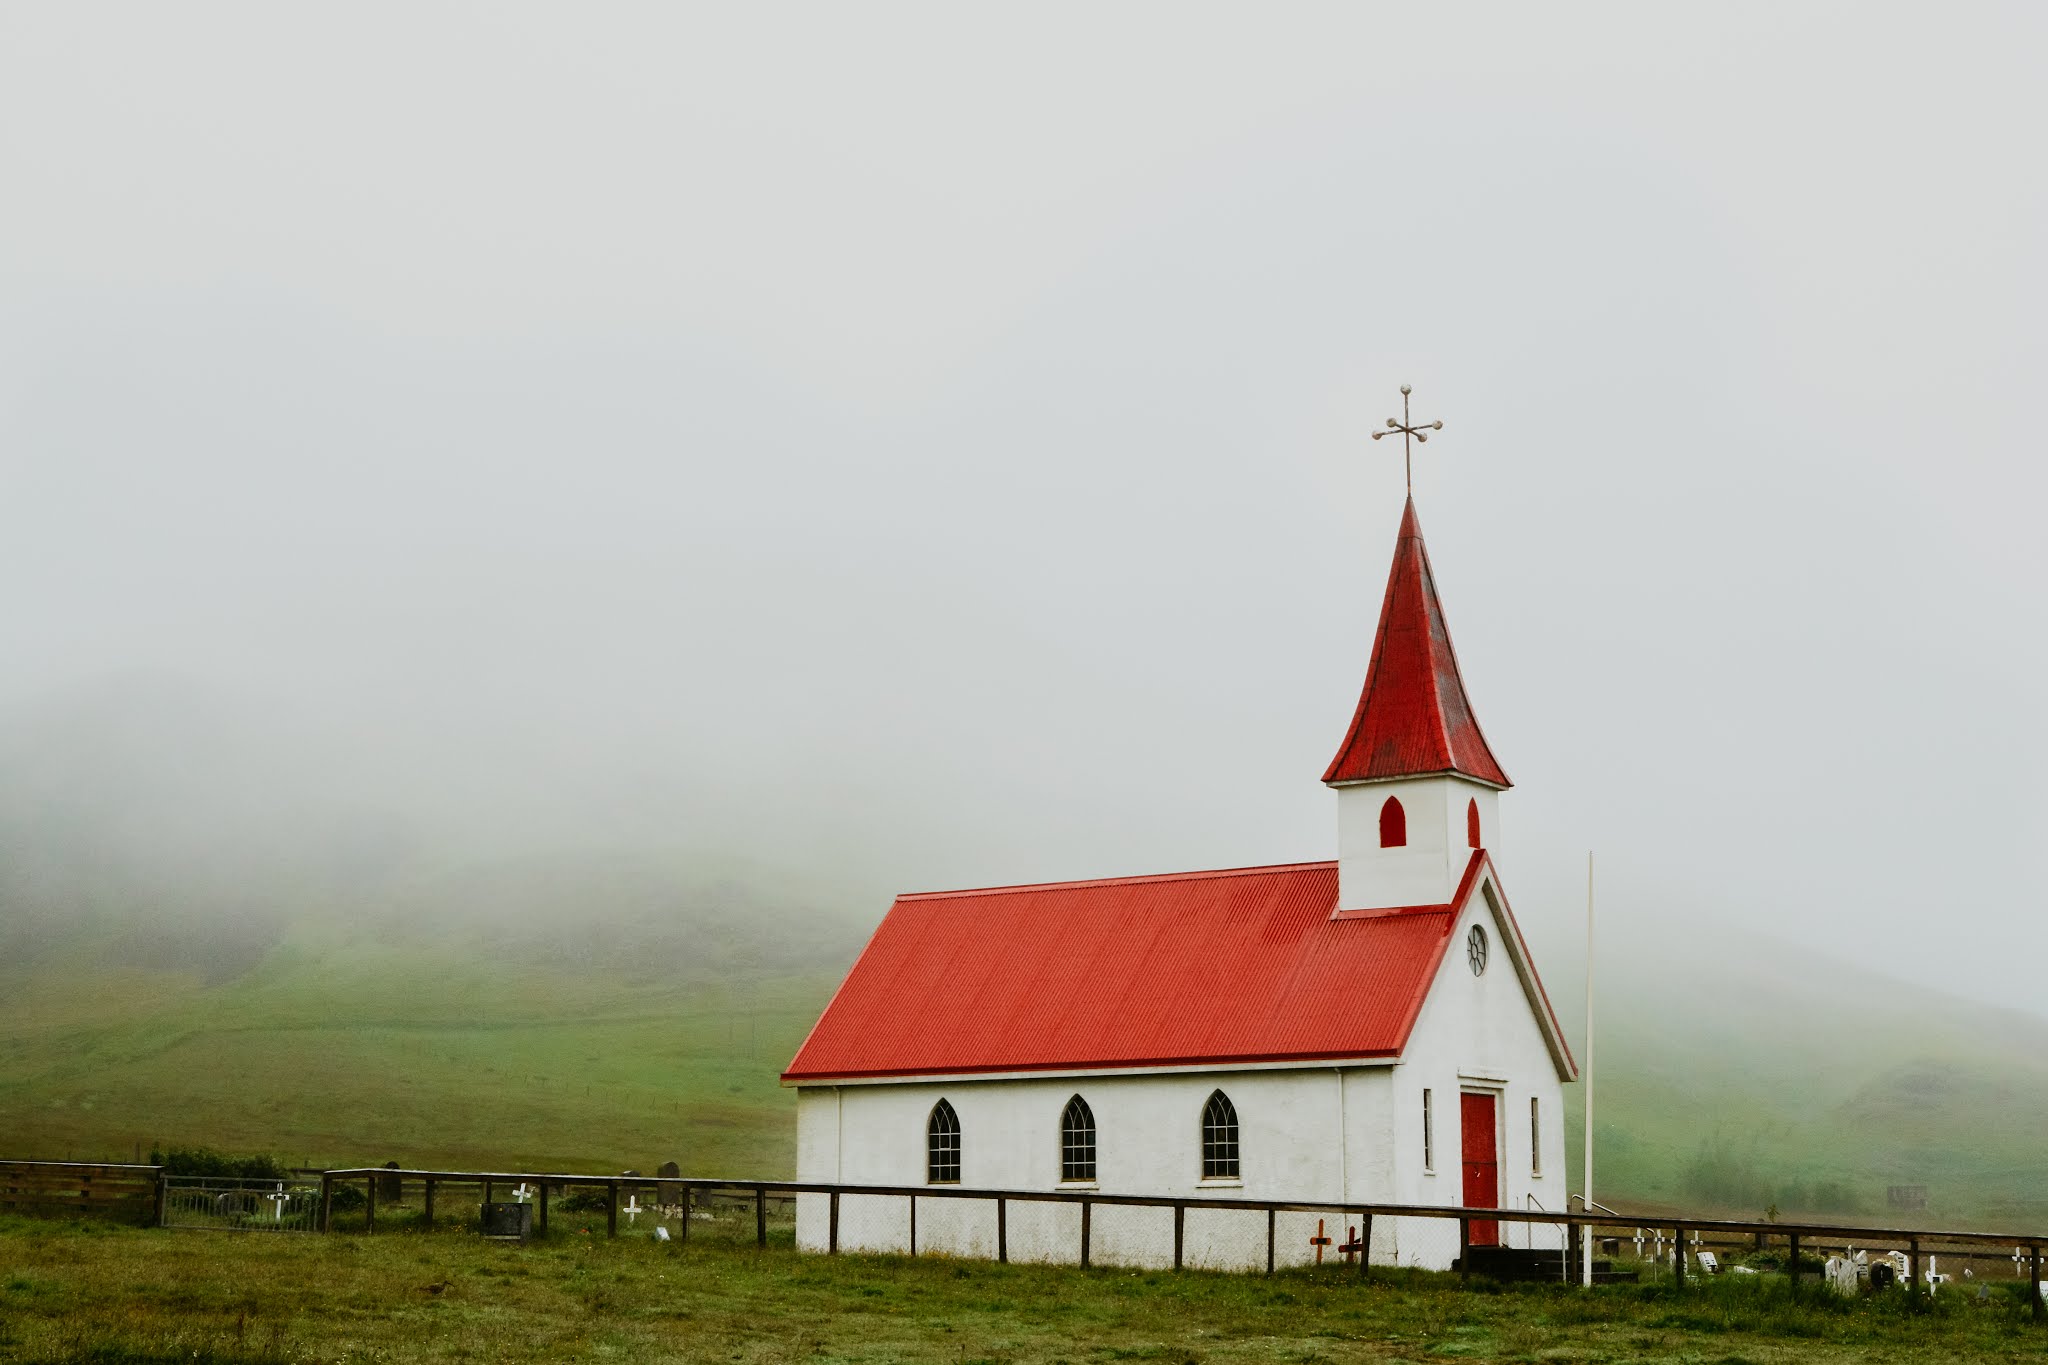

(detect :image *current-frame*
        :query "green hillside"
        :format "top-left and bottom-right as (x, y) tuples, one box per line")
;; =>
(7, 884), (2047, 1230)
(1552, 927), (2048, 1228)
(0, 852), (856, 1176)
(1, 673), (2042, 1221)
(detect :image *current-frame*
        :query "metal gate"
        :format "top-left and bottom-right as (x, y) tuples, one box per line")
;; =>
(160, 1176), (321, 1231)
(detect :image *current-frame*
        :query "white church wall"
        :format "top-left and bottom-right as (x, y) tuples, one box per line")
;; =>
(1335, 777), (1499, 912)
(795, 1065), (1405, 1270)
(1383, 869), (1571, 1267)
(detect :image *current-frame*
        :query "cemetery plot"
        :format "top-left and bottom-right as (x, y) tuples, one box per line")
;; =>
(160, 1176), (322, 1232)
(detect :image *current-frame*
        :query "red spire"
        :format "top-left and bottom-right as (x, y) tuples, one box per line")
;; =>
(1323, 498), (1510, 789)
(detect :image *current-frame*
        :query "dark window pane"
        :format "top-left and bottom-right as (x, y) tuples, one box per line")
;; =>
(927, 1099), (961, 1184)
(1060, 1096), (1096, 1182)
(1201, 1090), (1240, 1180)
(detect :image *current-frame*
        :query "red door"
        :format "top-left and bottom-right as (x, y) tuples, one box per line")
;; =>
(1460, 1092), (1500, 1247)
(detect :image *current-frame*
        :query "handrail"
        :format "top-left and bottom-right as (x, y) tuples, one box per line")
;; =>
(1524, 1192), (1556, 1262)
(1569, 1194), (1620, 1217)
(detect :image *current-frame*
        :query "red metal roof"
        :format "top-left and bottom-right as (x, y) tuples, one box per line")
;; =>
(1323, 497), (1510, 789)
(784, 860), (1467, 1083)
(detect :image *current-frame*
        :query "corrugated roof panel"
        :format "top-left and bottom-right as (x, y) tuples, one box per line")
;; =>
(782, 861), (1465, 1081)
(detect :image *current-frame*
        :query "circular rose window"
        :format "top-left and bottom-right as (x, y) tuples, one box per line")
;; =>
(1467, 924), (1489, 976)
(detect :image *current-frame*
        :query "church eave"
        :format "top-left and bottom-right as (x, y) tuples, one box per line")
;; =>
(782, 1051), (1405, 1087)
(1324, 768), (1510, 792)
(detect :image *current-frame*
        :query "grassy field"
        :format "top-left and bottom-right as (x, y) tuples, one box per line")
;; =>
(3, 1213), (2046, 1364)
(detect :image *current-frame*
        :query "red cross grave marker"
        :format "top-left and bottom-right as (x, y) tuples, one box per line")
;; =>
(1310, 1218), (1332, 1264)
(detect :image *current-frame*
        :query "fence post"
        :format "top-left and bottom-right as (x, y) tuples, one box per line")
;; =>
(1786, 1232), (1798, 1296)
(607, 1181), (618, 1238)
(1459, 1214), (1471, 1283)
(996, 1196), (1006, 1264)
(1173, 1202), (1185, 1271)
(1568, 1218), (1580, 1286)
(1359, 1211), (1372, 1282)
(756, 1186), (767, 1248)
(2030, 1244), (2042, 1323)
(152, 1170), (167, 1228)
(828, 1191), (839, 1254)
(1080, 1200), (1091, 1269)
(909, 1194), (917, 1256)
(1266, 1207), (1275, 1276)
(1674, 1226), (1686, 1289)
(365, 1176), (376, 1235)
(423, 1178), (436, 1229)
(538, 1183), (549, 1235)
(484, 1180), (493, 1206)
(1909, 1237), (1920, 1302)
(673, 1185), (684, 1245)
(318, 1174), (332, 1234)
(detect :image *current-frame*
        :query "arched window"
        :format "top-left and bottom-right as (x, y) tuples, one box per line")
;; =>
(927, 1099), (960, 1184)
(1060, 1095), (1096, 1183)
(1379, 795), (1407, 848)
(1201, 1090), (1240, 1180)
(1467, 797), (1481, 849)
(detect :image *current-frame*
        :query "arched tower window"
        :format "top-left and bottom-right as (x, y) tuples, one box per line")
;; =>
(1467, 797), (1481, 849)
(926, 1099), (960, 1184)
(1379, 795), (1407, 848)
(1060, 1095), (1096, 1183)
(1201, 1090), (1240, 1180)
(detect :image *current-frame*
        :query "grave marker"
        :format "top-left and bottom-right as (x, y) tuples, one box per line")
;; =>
(1309, 1219), (1332, 1264)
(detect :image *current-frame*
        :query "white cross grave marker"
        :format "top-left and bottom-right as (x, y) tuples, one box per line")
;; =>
(268, 1185), (291, 1223)
(623, 1194), (644, 1225)
(513, 1183), (534, 1204)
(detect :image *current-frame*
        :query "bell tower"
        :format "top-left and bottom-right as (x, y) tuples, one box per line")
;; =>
(1325, 488), (1509, 914)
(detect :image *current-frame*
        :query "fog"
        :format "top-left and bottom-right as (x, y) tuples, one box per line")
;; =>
(3, 5), (2043, 1012)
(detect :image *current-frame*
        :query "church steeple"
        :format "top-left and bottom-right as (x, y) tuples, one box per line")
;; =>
(1327, 492), (1510, 913)
(1324, 495), (1509, 790)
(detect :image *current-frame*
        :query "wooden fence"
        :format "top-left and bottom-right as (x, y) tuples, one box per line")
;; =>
(3, 1157), (2041, 1323)
(0, 1160), (163, 1224)
(322, 1167), (2047, 1321)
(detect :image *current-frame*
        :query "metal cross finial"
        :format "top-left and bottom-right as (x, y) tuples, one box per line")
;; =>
(1368, 384), (1444, 494)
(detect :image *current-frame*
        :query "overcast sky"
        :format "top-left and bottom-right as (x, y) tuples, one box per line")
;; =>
(3, 4), (2043, 1011)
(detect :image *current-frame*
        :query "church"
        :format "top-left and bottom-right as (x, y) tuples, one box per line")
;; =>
(783, 460), (1577, 1270)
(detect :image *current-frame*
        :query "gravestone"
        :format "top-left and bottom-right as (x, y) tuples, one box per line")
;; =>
(1823, 1254), (1861, 1296)
(481, 1201), (534, 1242)
(377, 1161), (402, 1204)
(655, 1161), (683, 1223)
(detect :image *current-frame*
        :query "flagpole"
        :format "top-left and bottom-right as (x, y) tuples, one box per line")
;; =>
(1581, 849), (1595, 1287)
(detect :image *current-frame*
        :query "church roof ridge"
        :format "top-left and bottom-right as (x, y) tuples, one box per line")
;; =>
(1322, 495), (1511, 789)
(896, 859), (1338, 903)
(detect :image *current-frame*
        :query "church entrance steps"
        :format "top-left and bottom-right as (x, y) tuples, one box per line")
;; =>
(1455, 1246), (1638, 1284)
